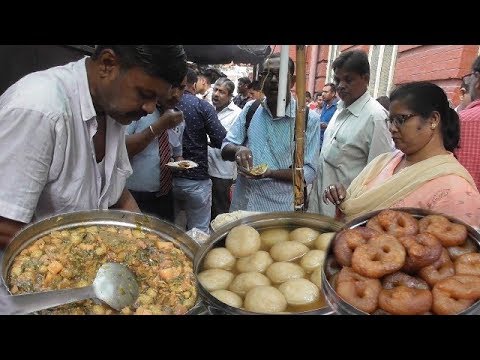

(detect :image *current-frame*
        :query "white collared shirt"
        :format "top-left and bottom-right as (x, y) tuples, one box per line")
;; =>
(308, 91), (395, 217)
(0, 57), (132, 223)
(196, 86), (213, 105)
(208, 101), (242, 179)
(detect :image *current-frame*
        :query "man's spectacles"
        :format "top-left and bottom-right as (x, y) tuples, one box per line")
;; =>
(259, 70), (278, 79)
(386, 113), (418, 127)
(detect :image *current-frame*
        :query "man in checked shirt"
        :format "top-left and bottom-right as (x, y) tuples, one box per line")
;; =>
(456, 55), (480, 190)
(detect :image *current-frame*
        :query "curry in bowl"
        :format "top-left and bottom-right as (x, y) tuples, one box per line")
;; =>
(7, 225), (196, 315)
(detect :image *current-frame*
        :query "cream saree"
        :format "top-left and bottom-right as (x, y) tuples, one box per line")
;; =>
(339, 151), (476, 222)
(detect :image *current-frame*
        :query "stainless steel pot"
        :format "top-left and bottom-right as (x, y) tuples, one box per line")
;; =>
(321, 207), (480, 315)
(194, 211), (344, 315)
(1, 209), (203, 314)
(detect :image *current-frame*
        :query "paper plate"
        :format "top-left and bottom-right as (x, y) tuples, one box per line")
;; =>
(166, 160), (198, 170)
(248, 163), (268, 176)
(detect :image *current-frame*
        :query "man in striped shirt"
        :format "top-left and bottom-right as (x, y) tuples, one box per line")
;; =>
(221, 55), (320, 212)
(456, 55), (480, 190)
(125, 77), (187, 222)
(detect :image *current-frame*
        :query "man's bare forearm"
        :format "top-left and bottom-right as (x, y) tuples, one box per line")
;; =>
(125, 127), (157, 157)
(110, 188), (141, 213)
(0, 216), (25, 249)
(266, 169), (293, 182)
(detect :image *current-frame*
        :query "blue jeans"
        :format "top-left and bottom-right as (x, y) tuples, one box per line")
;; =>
(173, 178), (212, 233)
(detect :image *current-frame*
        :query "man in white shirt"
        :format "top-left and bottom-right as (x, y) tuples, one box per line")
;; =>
(0, 45), (187, 248)
(209, 77), (242, 219)
(308, 50), (394, 217)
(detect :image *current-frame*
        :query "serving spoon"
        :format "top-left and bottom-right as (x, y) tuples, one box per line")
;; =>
(2, 263), (139, 315)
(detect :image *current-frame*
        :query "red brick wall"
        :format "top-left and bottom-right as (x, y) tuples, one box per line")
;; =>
(271, 45), (314, 94)
(314, 45), (330, 92)
(339, 45), (370, 54)
(271, 45), (479, 105)
(312, 45), (370, 93)
(394, 45), (479, 106)
(398, 45), (422, 52)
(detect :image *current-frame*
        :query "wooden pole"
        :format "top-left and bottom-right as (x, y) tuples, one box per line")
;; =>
(294, 45), (306, 212)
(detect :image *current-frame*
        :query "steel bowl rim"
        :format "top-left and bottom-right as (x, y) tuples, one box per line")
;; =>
(1, 209), (201, 314)
(321, 207), (480, 315)
(195, 211), (344, 315)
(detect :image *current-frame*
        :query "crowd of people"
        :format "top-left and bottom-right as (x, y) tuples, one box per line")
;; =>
(0, 45), (479, 256)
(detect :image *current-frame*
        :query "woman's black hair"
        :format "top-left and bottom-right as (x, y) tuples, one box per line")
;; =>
(389, 81), (460, 152)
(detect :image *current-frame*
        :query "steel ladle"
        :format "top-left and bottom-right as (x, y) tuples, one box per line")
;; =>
(2, 263), (139, 315)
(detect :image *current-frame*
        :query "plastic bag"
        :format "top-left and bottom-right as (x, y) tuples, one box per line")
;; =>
(210, 211), (263, 232)
(186, 228), (210, 245)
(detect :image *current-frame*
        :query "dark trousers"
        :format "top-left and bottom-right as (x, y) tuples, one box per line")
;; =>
(211, 176), (233, 221)
(130, 189), (174, 223)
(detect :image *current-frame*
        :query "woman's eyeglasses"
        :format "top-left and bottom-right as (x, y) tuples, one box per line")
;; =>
(462, 71), (479, 85)
(386, 113), (418, 127)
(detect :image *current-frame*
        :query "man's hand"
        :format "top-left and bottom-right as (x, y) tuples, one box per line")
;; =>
(235, 146), (253, 171)
(170, 156), (185, 173)
(0, 216), (25, 249)
(151, 109), (184, 134)
(238, 167), (272, 180)
(320, 122), (328, 129)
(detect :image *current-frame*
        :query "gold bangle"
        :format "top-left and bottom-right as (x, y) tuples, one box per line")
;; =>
(149, 125), (157, 137)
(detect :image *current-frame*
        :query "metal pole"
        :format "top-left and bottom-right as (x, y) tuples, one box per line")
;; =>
(276, 45), (290, 117)
(294, 45), (306, 212)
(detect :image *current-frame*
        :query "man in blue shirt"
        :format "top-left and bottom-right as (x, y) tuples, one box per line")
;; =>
(125, 77), (186, 222)
(319, 82), (338, 148)
(173, 69), (227, 233)
(221, 55), (320, 212)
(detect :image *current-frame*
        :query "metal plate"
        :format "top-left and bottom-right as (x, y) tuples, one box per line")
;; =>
(322, 207), (480, 315)
(1, 209), (202, 314)
(195, 211), (344, 315)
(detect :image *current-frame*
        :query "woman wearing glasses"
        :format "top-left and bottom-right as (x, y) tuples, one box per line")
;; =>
(323, 81), (480, 228)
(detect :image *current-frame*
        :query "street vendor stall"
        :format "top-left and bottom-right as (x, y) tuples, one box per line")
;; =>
(183, 45), (271, 65)
(2, 45), (480, 316)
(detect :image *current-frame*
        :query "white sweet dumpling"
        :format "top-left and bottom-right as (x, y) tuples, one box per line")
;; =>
(270, 241), (309, 262)
(228, 272), (271, 297)
(244, 286), (287, 313)
(310, 268), (323, 290)
(278, 278), (320, 306)
(211, 289), (243, 308)
(225, 225), (261, 258)
(266, 262), (305, 284)
(204, 247), (236, 270)
(289, 227), (320, 247)
(236, 251), (273, 273)
(198, 269), (234, 292)
(314, 232), (336, 251)
(300, 249), (326, 274)
(260, 229), (290, 250)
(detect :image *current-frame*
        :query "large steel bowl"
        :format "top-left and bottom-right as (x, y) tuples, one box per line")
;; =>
(194, 211), (344, 315)
(1, 210), (203, 314)
(321, 207), (480, 315)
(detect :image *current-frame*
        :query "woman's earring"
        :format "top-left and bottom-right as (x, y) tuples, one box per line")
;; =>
(431, 124), (436, 129)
